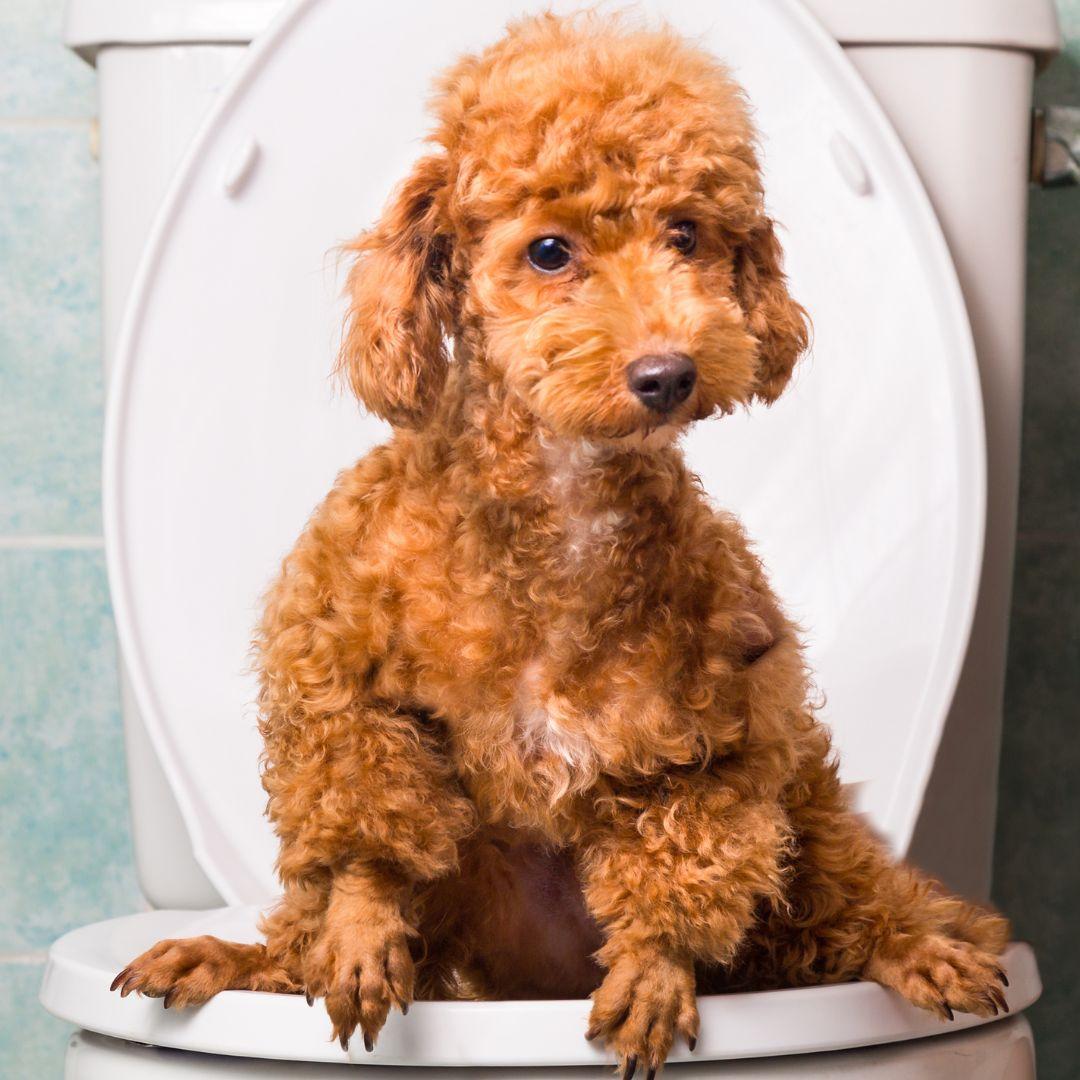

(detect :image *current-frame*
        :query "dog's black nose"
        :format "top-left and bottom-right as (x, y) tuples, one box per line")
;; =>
(626, 353), (697, 413)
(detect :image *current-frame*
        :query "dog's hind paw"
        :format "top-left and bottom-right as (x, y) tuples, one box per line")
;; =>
(866, 933), (1009, 1022)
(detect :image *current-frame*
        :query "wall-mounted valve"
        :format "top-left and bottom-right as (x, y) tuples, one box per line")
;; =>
(1031, 106), (1080, 187)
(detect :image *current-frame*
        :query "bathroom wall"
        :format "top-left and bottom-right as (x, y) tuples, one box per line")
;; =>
(0, 1), (1077, 1078)
(993, 3), (1080, 1075)
(0, 2), (143, 1077)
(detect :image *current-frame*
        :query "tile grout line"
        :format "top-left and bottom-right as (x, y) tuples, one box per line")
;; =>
(0, 536), (104, 550)
(0, 116), (95, 130)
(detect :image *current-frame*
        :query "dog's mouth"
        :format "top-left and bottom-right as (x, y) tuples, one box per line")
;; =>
(587, 400), (708, 447)
(601, 424), (683, 452)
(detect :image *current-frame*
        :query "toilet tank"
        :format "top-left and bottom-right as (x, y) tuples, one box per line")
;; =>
(64, 0), (1061, 909)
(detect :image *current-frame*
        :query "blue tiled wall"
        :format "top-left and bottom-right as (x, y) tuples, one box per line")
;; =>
(0, 2), (142, 1078)
(0, 1), (1077, 1078)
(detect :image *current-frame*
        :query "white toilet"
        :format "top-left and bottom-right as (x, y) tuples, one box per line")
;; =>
(44, 1), (1061, 1076)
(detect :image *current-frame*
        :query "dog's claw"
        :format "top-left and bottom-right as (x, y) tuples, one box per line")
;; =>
(163, 988), (177, 1010)
(304, 992), (313, 1007)
(364, 1032), (375, 1053)
(339, 1033), (350, 1052)
(110, 968), (130, 993)
(687, 1036), (697, 1052)
(401, 1003), (409, 1016)
(997, 969), (1010, 988)
(622, 1055), (638, 1080)
(646, 1068), (657, 1080)
(941, 1003), (954, 1021)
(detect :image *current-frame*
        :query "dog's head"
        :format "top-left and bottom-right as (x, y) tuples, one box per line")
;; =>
(338, 13), (808, 440)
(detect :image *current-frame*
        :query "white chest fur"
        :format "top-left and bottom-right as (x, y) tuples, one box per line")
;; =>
(514, 658), (594, 770)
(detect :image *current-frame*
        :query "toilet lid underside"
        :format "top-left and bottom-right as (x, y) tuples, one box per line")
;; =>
(104, 0), (985, 904)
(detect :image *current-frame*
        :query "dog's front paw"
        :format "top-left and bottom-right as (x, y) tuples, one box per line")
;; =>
(304, 915), (415, 1051)
(586, 946), (698, 1078)
(110, 935), (258, 1008)
(867, 933), (1009, 1021)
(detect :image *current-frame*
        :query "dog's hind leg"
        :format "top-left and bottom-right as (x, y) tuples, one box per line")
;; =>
(857, 860), (1010, 1020)
(738, 746), (1010, 1021)
(111, 935), (302, 1007)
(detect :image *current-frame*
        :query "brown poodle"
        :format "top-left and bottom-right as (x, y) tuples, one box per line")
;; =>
(112, 13), (1010, 1076)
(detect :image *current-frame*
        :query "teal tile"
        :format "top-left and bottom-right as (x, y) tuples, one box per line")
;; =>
(1002, 25), (1080, 1080)
(1025, 10), (1080, 540)
(0, 961), (69, 1080)
(0, 550), (140, 952)
(0, 126), (103, 535)
(1035, 10), (1080, 106)
(0, 0), (95, 118)
(1020, 180), (1080, 535)
(996, 538), (1080, 1080)
(1055, 0), (1080, 69)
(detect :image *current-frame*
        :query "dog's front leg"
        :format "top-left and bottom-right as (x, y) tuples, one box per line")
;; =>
(579, 777), (791, 1077)
(259, 702), (476, 1050)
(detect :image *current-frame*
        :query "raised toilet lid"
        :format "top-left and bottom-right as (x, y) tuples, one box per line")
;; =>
(102, 1), (983, 912)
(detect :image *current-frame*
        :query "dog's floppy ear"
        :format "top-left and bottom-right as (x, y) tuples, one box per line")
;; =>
(337, 154), (454, 427)
(735, 215), (809, 404)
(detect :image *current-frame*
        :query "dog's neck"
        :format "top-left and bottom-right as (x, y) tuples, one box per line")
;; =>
(399, 356), (704, 596)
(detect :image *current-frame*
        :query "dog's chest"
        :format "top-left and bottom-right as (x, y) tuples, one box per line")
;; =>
(513, 657), (594, 769)
(407, 443), (716, 814)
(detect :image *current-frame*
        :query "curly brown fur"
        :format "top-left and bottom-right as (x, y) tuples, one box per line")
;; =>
(115, 13), (1009, 1072)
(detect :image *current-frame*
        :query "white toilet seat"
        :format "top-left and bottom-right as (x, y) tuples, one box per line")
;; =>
(41, 908), (1039, 1068)
(44, 0), (1028, 1074)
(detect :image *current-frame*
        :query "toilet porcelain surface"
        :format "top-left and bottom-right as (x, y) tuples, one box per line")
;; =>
(61, 1022), (1039, 1080)
(46, 0), (1014, 1070)
(41, 908), (1040, 1068)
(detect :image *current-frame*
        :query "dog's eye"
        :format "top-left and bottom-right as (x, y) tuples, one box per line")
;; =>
(668, 220), (697, 256)
(527, 236), (572, 273)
